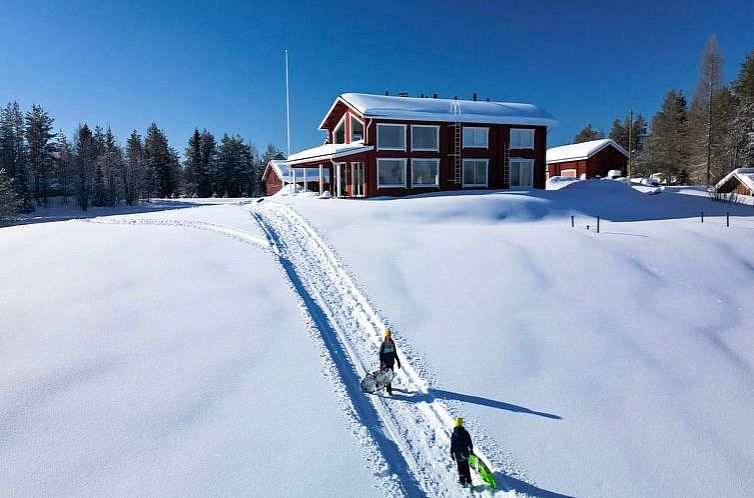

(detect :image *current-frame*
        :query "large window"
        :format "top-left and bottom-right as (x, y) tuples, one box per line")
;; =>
(463, 159), (488, 187)
(411, 159), (439, 187)
(510, 158), (535, 187)
(333, 116), (346, 144)
(463, 127), (488, 148)
(350, 116), (364, 142)
(377, 124), (406, 150)
(510, 128), (534, 149)
(411, 125), (439, 151)
(377, 158), (407, 188)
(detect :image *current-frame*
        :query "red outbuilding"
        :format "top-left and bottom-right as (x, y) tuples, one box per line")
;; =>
(546, 139), (628, 179)
(281, 92), (557, 198)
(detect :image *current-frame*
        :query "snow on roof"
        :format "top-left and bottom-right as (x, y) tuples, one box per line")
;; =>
(287, 141), (373, 165)
(546, 139), (628, 164)
(263, 159), (290, 181)
(713, 167), (754, 193)
(319, 93), (557, 129)
(264, 159), (331, 182)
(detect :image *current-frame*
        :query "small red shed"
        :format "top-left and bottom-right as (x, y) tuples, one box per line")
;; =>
(546, 139), (628, 179)
(712, 168), (754, 197)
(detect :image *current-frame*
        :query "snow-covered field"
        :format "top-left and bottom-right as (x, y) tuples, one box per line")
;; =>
(3, 184), (754, 497)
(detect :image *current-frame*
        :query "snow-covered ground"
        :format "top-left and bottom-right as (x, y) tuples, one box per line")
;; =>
(3, 184), (754, 497)
(0, 202), (379, 498)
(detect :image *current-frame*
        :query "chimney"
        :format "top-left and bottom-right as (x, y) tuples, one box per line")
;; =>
(454, 96), (458, 100)
(473, 93), (477, 101)
(486, 97), (490, 102)
(420, 93), (425, 98)
(433, 93), (438, 99)
(399, 92), (409, 97)
(385, 90), (389, 96)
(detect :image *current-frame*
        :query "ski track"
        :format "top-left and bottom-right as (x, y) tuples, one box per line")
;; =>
(85, 207), (534, 497)
(250, 202), (531, 498)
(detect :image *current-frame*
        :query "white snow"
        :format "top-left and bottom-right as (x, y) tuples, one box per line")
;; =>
(0, 202), (380, 498)
(546, 139), (628, 163)
(333, 93), (557, 128)
(4, 185), (754, 497)
(271, 181), (754, 498)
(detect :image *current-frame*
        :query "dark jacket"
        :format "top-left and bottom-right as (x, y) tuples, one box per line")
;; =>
(379, 337), (401, 369)
(450, 426), (473, 460)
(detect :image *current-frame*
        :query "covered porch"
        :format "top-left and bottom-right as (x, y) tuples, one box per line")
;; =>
(287, 142), (373, 198)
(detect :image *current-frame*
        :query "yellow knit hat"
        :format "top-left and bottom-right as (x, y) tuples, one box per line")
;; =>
(454, 417), (463, 427)
(384, 328), (391, 337)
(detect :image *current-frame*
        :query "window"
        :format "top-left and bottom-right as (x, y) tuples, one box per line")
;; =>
(510, 128), (534, 149)
(377, 158), (407, 188)
(411, 125), (439, 151)
(333, 116), (346, 144)
(463, 127), (488, 148)
(411, 159), (439, 187)
(463, 159), (488, 187)
(510, 158), (535, 187)
(377, 124), (406, 150)
(350, 116), (364, 142)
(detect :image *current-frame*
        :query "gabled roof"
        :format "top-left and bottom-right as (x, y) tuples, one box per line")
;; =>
(318, 93), (557, 130)
(287, 141), (373, 166)
(713, 167), (754, 193)
(262, 159), (290, 182)
(546, 139), (628, 164)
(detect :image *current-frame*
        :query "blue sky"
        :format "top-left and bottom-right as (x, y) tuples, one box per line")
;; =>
(2, 0), (753, 154)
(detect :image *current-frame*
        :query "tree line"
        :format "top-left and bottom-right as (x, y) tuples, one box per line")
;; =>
(0, 105), (284, 223)
(573, 37), (754, 185)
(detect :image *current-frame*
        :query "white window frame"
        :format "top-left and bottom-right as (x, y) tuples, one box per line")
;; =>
(462, 159), (489, 188)
(509, 158), (535, 187)
(510, 128), (535, 149)
(333, 115), (346, 144)
(411, 158), (440, 188)
(349, 114), (365, 143)
(463, 127), (489, 149)
(410, 125), (440, 152)
(377, 158), (407, 188)
(377, 123), (407, 151)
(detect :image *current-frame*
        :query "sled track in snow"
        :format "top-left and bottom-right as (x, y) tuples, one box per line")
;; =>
(250, 202), (524, 498)
(85, 217), (273, 251)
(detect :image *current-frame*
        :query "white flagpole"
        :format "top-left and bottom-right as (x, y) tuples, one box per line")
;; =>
(285, 50), (291, 159)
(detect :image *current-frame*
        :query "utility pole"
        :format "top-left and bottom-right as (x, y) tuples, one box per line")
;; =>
(627, 109), (633, 188)
(285, 49), (291, 159)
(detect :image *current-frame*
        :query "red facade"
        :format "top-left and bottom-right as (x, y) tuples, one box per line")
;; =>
(547, 144), (627, 179)
(291, 101), (549, 198)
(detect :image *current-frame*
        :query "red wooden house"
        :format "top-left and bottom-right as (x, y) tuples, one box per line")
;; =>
(283, 92), (557, 198)
(546, 139), (628, 179)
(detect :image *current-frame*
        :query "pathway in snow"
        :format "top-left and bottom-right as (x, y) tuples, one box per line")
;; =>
(250, 201), (524, 498)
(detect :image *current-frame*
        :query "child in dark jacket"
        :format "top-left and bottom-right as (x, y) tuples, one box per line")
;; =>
(379, 328), (401, 395)
(450, 417), (474, 487)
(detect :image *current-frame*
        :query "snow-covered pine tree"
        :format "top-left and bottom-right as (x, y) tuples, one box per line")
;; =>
(144, 123), (178, 198)
(123, 131), (142, 205)
(731, 50), (754, 167)
(217, 134), (254, 197)
(24, 104), (56, 207)
(644, 90), (690, 183)
(199, 130), (218, 197)
(74, 124), (97, 210)
(184, 129), (202, 197)
(0, 102), (32, 212)
(54, 131), (73, 205)
(0, 167), (21, 225)
(689, 36), (724, 185)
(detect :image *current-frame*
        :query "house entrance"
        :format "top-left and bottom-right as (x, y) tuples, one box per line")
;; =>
(351, 162), (364, 197)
